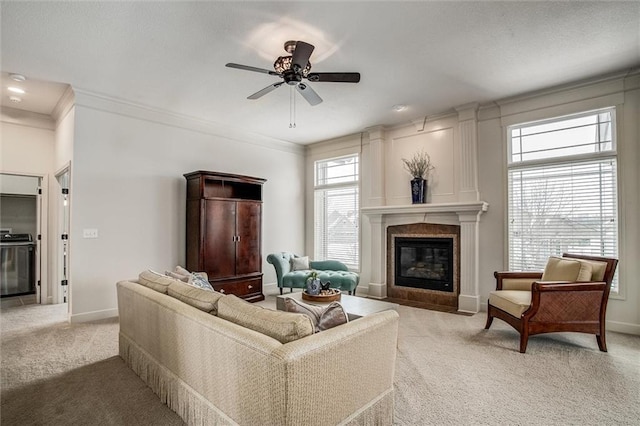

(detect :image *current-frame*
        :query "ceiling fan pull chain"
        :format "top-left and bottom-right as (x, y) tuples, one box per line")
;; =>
(289, 86), (296, 128)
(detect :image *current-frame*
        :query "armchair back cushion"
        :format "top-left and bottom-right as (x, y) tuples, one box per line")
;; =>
(541, 256), (592, 281)
(564, 257), (608, 282)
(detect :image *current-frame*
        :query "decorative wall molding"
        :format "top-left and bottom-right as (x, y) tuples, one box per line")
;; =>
(366, 126), (386, 206)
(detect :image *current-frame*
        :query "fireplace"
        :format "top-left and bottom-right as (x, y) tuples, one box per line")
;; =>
(395, 237), (454, 292)
(387, 223), (460, 311)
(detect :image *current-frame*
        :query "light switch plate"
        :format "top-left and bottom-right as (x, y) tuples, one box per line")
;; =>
(83, 228), (99, 239)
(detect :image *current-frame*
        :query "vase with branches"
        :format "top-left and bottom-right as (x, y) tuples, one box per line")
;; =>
(401, 149), (435, 203)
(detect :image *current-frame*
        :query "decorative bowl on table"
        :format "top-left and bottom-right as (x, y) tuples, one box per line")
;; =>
(302, 288), (341, 302)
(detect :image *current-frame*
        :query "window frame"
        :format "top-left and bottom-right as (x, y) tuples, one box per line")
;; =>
(506, 107), (620, 293)
(313, 154), (360, 271)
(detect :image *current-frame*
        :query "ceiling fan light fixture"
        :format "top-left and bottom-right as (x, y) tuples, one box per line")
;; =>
(273, 55), (311, 76)
(9, 73), (26, 82)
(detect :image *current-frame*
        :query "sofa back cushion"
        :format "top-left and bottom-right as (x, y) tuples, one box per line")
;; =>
(138, 270), (181, 294)
(542, 256), (592, 282)
(217, 295), (314, 343)
(167, 280), (223, 314)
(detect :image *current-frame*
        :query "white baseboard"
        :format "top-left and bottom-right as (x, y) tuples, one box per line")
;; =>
(458, 295), (480, 314)
(607, 320), (640, 336)
(70, 308), (118, 323)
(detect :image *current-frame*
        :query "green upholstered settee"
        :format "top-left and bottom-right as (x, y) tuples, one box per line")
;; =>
(267, 252), (359, 295)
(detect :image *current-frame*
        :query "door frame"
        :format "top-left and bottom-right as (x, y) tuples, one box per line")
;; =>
(54, 164), (71, 306)
(0, 170), (48, 304)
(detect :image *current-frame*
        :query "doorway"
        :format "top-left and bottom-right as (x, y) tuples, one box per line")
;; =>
(0, 173), (43, 307)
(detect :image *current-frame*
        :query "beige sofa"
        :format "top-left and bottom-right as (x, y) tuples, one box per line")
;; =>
(116, 279), (399, 425)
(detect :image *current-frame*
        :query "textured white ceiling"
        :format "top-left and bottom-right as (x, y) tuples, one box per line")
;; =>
(1, 1), (639, 144)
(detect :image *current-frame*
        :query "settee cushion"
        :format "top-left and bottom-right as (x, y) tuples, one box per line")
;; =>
(167, 280), (223, 314)
(489, 290), (532, 318)
(217, 295), (314, 343)
(282, 297), (349, 332)
(291, 256), (310, 271)
(542, 256), (592, 282)
(138, 270), (181, 294)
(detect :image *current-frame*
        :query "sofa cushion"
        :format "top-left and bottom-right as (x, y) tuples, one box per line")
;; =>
(291, 256), (310, 271)
(217, 295), (314, 343)
(138, 270), (181, 294)
(282, 298), (349, 332)
(541, 256), (592, 282)
(489, 290), (532, 318)
(168, 280), (223, 314)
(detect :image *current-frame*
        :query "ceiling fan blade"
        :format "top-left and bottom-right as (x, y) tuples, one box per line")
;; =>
(296, 83), (322, 106)
(291, 41), (314, 73)
(247, 82), (284, 100)
(307, 72), (361, 83)
(226, 63), (280, 76)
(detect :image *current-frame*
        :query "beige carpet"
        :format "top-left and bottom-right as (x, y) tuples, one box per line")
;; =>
(2, 295), (639, 425)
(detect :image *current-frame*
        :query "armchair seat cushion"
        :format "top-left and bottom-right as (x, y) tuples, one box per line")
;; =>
(489, 290), (532, 318)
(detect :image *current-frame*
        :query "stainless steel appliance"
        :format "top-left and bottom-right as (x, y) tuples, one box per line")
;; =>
(1, 233), (36, 297)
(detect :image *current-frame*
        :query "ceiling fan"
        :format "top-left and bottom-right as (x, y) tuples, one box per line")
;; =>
(226, 40), (360, 106)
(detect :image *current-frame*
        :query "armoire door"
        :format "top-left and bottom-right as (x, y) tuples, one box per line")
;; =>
(235, 201), (262, 276)
(203, 200), (236, 278)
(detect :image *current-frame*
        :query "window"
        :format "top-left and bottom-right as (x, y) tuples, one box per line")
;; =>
(507, 108), (619, 291)
(314, 155), (359, 270)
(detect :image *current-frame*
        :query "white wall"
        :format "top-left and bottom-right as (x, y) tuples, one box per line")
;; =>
(307, 70), (640, 334)
(67, 92), (305, 321)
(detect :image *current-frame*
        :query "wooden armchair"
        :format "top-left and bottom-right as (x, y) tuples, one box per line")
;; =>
(485, 253), (618, 353)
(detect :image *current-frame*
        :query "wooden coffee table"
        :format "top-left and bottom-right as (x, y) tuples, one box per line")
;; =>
(276, 292), (398, 321)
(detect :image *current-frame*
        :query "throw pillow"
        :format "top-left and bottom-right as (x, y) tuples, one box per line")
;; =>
(291, 256), (310, 271)
(167, 280), (223, 314)
(283, 297), (349, 332)
(188, 273), (214, 291)
(541, 256), (591, 282)
(166, 271), (190, 282)
(138, 269), (180, 294)
(217, 295), (314, 343)
(175, 265), (191, 276)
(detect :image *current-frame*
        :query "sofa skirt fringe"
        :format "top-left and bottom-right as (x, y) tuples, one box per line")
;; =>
(119, 332), (236, 426)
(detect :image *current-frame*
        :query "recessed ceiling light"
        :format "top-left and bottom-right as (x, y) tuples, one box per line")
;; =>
(9, 74), (26, 82)
(9, 96), (22, 103)
(8, 86), (25, 94)
(392, 104), (407, 112)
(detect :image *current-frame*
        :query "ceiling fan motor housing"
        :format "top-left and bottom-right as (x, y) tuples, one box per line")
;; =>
(283, 70), (302, 85)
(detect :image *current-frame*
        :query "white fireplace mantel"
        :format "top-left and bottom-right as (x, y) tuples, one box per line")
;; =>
(361, 201), (489, 313)
(361, 201), (488, 217)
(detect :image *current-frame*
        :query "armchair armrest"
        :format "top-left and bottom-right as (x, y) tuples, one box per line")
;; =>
(527, 281), (608, 324)
(533, 281), (607, 292)
(494, 271), (542, 290)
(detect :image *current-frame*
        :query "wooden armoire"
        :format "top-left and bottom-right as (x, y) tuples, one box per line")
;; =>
(184, 171), (266, 302)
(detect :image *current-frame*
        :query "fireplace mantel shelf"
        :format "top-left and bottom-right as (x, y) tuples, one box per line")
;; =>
(361, 201), (489, 217)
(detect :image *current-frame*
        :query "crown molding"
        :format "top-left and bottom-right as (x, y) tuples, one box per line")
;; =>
(51, 85), (75, 125)
(0, 106), (55, 130)
(71, 88), (305, 156)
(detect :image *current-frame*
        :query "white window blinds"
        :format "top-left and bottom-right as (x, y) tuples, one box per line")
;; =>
(314, 155), (359, 269)
(507, 108), (619, 291)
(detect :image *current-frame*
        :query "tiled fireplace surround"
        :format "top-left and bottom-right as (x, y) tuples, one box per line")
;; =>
(360, 114), (488, 313)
